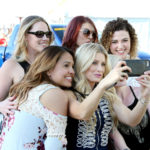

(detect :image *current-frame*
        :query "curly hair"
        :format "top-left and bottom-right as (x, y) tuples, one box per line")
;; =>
(100, 17), (138, 59)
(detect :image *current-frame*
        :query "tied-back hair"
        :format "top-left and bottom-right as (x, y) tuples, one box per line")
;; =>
(9, 46), (74, 106)
(74, 43), (118, 126)
(100, 17), (138, 59)
(62, 16), (98, 52)
(13, 15), (54, 62)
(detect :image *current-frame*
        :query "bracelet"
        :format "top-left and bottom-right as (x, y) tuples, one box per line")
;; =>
(139, 99), (149, 105)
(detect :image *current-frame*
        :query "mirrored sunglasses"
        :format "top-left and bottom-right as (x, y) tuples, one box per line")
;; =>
(28, 31), (52, 38)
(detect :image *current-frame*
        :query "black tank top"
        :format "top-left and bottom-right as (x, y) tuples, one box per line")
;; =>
(18, 61), (30, 73)
(118, 86), (150, 150)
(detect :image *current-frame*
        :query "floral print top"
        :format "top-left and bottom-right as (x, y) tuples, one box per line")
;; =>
(0, 84), (67, 150)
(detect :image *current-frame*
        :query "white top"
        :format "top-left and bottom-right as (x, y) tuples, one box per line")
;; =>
(19, 84), (67, 138)
(0, 84), (67, 150)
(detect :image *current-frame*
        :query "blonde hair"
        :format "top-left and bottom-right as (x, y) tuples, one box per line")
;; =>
(74, 43), (118, 126)
(74, 43), (110, 93)
(13, 15), (54, 62)
(9, 46), (74, 106)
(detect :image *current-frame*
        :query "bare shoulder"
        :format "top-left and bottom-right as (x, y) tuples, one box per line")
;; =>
(0, 58), (22, 72)
(45, 87), (67, 98)
(40, 87), (68, 105)
(40, 86), (69, 115)
(2, 58), (18, 66)
(0, 58), (25, 83)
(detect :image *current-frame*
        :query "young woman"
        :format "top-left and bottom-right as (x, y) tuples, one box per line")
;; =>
(0, 46), (74, 150)
(65, 43), (150, 150)
(0, 45), (131, 150)
(0, 15), (53, 117)
(101, 17), (138, 60)
(62, 15), (98, 52)
(101, 18), (150, 150)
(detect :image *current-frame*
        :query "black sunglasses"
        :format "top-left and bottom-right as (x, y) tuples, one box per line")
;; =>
(28, 31), (52, 38)
(80, 28), (97, 40)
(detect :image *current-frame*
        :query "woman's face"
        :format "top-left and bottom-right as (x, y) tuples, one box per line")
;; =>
(85, 52), (106, 88)
(49, 52), (74, 88)
(76, 22), (96, 47)
(26, 21), (51, 55)
(110, 30), (131, 60)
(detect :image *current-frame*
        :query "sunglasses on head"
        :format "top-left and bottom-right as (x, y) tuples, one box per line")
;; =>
(80, 28), (97, 40)
(28, 31), (52, 38)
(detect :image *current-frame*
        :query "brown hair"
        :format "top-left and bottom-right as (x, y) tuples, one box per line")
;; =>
(100, 17), (138, 59)
(9, 46), (74, 105)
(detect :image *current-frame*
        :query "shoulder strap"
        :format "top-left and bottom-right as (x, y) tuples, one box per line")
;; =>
(18, 61), (30, 73)
(129, 86), (138, 101)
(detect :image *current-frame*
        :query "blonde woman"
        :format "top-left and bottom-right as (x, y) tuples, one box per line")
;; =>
(1, 44), (150, 150)
(0, 45), (131, 150)
(65, 43), (150, 150)
(0, 15), (53, 117)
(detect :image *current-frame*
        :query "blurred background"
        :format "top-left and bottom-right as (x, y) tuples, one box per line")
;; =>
(0, 0), (150, 62)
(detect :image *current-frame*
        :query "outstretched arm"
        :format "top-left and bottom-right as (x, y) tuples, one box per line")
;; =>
(68, 61), (131, 120)
(113, 74), (150, 126)
(144, 70), (150, 116)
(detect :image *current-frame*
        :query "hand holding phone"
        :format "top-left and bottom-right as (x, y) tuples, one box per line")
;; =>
(124, 59), (150, 77)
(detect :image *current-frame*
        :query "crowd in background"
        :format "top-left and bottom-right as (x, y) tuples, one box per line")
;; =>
(0, 25), (14, 46)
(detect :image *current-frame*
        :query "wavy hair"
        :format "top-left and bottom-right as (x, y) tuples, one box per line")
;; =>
(13, 15), (54, 62)
(74, 43), (118, 125)
(74, 43), (109, 93)
(100, 17), (138, 59)
(62, 16), (98, 52)
(9, 46), (74, 106)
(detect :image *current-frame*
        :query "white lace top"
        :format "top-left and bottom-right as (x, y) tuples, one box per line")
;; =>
(19, 84), (67, 139)
(0, 84), (67, 149)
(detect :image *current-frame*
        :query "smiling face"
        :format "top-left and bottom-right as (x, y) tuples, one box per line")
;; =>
(85, 52), (106, 88)
(49, 52), (74, 88)
(26, 21), (50, 56)
(76, 22), (96, 46)
(110, 30), (131, 59)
